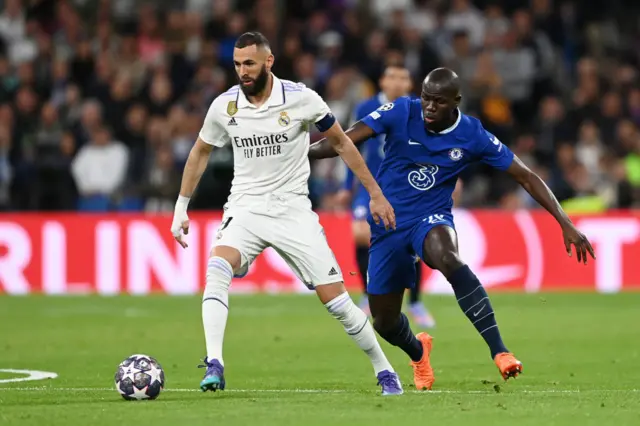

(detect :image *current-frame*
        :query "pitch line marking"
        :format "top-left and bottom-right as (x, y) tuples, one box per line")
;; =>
(0, 386), (638, 395)
(0, 370), (58, 384)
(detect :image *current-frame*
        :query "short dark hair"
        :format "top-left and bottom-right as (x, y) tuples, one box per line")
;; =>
(384, 62), (408, 72)
(234, 32), (271, 50)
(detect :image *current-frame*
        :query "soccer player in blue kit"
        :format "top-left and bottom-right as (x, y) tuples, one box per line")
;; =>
(309, 68), (596, 390)
(337, 64), (436, 328)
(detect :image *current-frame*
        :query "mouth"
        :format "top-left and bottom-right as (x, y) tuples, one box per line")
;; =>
(241, 80), (254, 87)
(424, 115), (436, 123)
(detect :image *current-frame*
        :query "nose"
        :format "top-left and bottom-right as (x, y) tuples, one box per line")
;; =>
(426, 101), (436, 112)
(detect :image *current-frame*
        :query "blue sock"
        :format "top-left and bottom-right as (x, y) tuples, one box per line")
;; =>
(376, 313), (424, 362)
(449, 265), (508, 358)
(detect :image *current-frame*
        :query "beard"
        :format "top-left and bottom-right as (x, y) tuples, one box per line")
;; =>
(238, 65), (269, 97)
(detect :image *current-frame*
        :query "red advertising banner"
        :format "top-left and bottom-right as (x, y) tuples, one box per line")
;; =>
(0, 210), (639, 295)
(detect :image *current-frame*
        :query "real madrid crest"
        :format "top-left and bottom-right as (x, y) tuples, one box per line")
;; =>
(227, 101), (238, 116)
(448, 148), (463, 161)
(278, 111), (290, 127)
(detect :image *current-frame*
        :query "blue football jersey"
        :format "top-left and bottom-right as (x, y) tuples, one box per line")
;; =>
(343, 93), (388, 192)
(361, 96), (515, 231)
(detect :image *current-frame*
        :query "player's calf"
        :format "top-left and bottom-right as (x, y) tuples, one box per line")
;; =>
(370, 293), (424, 362)
(318, 283), (399, 395)
(200, 246), (242, 391)
(447, 264), (510, 359)
(424, 227), (516, 372)
(372, 313), (423, 362)
(202, 255), (235, 365)
(372, 310), (434, 391)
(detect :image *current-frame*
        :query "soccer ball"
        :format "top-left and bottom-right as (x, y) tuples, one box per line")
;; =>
(114, 354), (165, 400)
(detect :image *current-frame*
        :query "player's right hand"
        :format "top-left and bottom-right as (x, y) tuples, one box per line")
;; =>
(369, 194), (396, 230)
(171, 202), (190, 249)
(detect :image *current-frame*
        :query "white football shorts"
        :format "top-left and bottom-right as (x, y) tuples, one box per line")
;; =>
(212, 193), (343, 288)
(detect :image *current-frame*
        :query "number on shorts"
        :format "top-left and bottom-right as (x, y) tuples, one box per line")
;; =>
(427, 214), (445, 224)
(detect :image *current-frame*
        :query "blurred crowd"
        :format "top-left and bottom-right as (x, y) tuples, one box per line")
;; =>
(0, 0), (639, 213)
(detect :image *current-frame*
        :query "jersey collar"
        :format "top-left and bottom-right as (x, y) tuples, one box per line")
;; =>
(422, 108), (462, 134)
(236, 74), (285, 109)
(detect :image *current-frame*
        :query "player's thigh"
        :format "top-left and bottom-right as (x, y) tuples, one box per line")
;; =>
(411, 215), (462, 276)
(367, 231), (416, 296)
(212, 210), (267, 276)
(269, 204), (344, 289)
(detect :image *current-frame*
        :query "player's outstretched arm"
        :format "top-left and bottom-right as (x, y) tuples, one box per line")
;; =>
(506, 155), (596, 264)
(321, 121), (395, 229)
(171, 137), (214, 248)
(309, 122), (376, 159)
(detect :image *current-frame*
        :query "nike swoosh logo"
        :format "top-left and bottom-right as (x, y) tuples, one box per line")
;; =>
(473, 305), (486, 317)
(408, 140), (421, 145)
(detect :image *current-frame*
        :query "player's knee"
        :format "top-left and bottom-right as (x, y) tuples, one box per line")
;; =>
(372, 314), (399, 339)
(315, 281), (346, 305)
(210, 245), (242, 272)
(204, 257), (234, 300)
(435, 251), (463, 276)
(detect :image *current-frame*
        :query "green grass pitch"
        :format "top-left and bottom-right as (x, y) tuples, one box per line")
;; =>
(1, 293), (639, 425)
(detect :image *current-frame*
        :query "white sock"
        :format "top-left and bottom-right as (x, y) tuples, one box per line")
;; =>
(202, 256), (233, 366)
(324, 292), (394, 375)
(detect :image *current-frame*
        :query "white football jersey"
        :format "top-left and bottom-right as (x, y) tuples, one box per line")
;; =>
(199, 75), (333, 197)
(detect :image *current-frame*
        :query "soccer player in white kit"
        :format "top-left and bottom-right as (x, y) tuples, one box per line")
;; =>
(170, 32), (404, 396)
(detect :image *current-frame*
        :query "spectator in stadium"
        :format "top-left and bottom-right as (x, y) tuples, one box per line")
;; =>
(71, 126), (129, 211)
(0, 0), (635, 212)
(73, 99), (103, 147)
(444, 0), (486, 49)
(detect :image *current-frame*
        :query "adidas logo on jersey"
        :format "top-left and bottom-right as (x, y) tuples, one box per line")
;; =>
(328, 267), (338, 276)
(228, 117), (237, 126)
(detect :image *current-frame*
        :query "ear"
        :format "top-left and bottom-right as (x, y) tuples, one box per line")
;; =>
(454, 94), (462, 107)
(266, 53), (275, 70)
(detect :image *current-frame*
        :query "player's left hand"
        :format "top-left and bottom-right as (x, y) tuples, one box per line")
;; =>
(369, 194), (396, 230)
(562, 223), (595, 264)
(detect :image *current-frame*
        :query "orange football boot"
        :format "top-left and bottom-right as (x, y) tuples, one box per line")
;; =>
(494, 352), (523, 380)
(410, 332), (435, 390)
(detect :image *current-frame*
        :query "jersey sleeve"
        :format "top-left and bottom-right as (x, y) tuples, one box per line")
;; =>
(199, 99), (231, 147)
(354, 101), (370, 122)
(477, 129), (514, 171)
(360, 97), (407, 136)
(302, 87), (336, 132)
